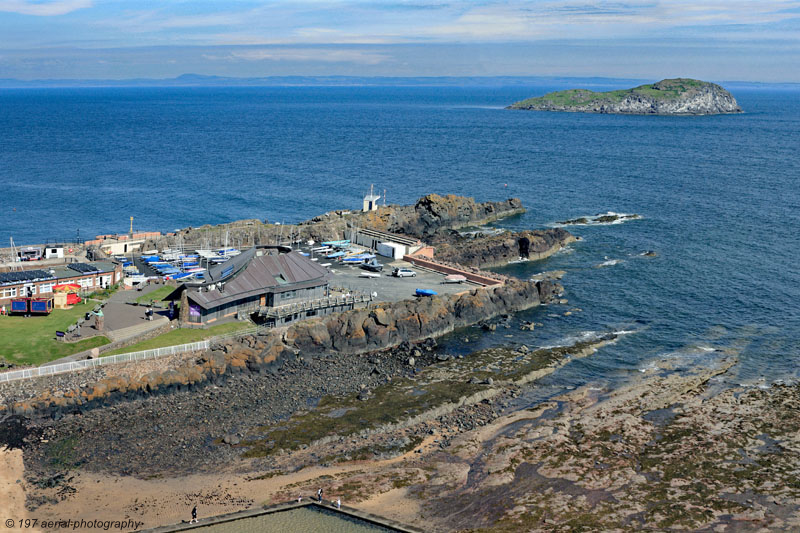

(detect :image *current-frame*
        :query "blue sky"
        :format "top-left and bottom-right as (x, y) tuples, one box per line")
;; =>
(1, 1), (799, 81)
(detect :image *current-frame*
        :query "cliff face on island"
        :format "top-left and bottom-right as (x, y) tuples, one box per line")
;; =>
(508, 78), (742, 116)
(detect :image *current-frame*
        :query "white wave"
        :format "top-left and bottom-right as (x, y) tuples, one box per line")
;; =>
(551, 211), (642, 228)
(639, 362), (658, 373)
(596, 258), (624, 268)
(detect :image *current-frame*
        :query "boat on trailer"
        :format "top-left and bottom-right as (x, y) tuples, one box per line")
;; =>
(415, 288), (437, 297)
(443, 274), (467, 284)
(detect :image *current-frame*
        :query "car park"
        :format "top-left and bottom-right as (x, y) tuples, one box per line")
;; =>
(392, 267), (416, 278)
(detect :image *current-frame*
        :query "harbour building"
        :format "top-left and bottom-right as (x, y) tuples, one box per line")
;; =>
(165, 245), (362, 327)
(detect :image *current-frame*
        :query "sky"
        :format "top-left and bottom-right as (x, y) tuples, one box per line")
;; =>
(1, 1), (799, 82)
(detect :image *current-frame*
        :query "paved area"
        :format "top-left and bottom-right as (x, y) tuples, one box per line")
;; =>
(111, 281), (166, 304)
(319, 253), (474, 303)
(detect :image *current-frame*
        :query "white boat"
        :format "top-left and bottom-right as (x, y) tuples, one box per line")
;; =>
(444, 274), (467, 284)
(359, 272), (381, 278)
(507, 257), (529, 264)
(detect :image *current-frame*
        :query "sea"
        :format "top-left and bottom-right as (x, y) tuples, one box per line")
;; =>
(1, 83), (799, 393)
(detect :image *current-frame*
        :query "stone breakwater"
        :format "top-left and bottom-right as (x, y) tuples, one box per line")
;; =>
(4, 280), (560, 416)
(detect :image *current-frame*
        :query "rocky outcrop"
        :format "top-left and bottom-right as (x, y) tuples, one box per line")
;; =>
(6, 280), (560, 416)
(168, 194), (525, 249)
(301, 194), (525, 240)
(434, 228), (576, 268)
(508, 78), (742, 115)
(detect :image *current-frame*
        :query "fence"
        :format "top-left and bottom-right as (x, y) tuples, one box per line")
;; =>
(258, 293), (371, 319)
(402, 254), (504, 286)
(0, 340), (211, 384)
(0, 322), (278, 384)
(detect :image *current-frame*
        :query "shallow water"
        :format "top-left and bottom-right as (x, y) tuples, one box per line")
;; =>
(189, 507), (398, 533)
(1, 84), (798, 388)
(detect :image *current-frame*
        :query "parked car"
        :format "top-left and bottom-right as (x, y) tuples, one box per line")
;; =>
(392, 267), (417, 278)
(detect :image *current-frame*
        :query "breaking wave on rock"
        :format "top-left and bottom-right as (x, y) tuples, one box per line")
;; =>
(553, 212), (642, 227)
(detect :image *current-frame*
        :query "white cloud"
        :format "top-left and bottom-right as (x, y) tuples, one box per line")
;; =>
(207, 47), (390, 64)
(0, 0), (90, 16)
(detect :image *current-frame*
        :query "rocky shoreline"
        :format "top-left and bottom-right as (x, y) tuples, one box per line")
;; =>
(2, 279), (561, 417)
(433, 228), (576, 268)
(150, 194), (527, 252)
(0, 193), (588, 530)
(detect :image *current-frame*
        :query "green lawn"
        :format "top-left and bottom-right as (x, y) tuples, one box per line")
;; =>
(103, 321), (253, 356)
(134, 285), (176, 305)
(0, 301), (110, 366)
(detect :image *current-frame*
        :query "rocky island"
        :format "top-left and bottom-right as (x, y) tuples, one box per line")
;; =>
(508, 78), (742, 115)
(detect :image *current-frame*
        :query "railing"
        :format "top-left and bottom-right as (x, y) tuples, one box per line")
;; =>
(0, 322), (280, 384)
(258, 293), (371, 319)
(0, 340), (209, 384)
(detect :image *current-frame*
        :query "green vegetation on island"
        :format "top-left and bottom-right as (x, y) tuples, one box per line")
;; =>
(508, 78), (742, 115)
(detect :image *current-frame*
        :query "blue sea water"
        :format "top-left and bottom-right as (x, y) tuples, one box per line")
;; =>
(1, 85), (799, 388)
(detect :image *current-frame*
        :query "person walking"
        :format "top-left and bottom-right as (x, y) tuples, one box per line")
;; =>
(336, 498), (341, 509)
(317, 488), (323, 503)
(190, 505), (197, 524)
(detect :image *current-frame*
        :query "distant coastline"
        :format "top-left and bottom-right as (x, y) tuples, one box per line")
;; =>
(0, 74), (798, 89)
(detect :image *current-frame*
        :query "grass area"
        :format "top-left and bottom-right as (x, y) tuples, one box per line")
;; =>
(510, 78), (709, 108)
(0, 301), (110, 366)
(102, 321), (252, 356)
(134, 285), (175, 305)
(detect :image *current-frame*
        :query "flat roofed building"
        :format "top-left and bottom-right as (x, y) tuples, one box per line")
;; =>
(0, 261), (122, 306)
(165, 246), (336, 326)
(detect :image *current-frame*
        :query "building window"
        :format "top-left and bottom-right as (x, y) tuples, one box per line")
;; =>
(2, 287), (17, 298)
(281, 290), (296, 300)
(39, 283), (54, 294)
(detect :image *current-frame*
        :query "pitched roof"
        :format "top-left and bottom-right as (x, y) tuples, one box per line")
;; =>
(183, 248), (330, 310)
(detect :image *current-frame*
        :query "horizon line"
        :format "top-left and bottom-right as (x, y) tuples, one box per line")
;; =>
(2, 74), (800, 89)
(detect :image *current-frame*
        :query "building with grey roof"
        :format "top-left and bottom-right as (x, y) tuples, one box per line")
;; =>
(0, 261), (122, 307)
(165, 245), (341, 327)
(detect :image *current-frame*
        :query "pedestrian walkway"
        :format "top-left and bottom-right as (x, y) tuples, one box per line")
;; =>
(105, 315), (169, 342)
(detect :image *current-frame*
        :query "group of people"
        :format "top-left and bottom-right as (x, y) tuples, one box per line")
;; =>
(298, 489), (341, 509)
(191, 490), (343, 525)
